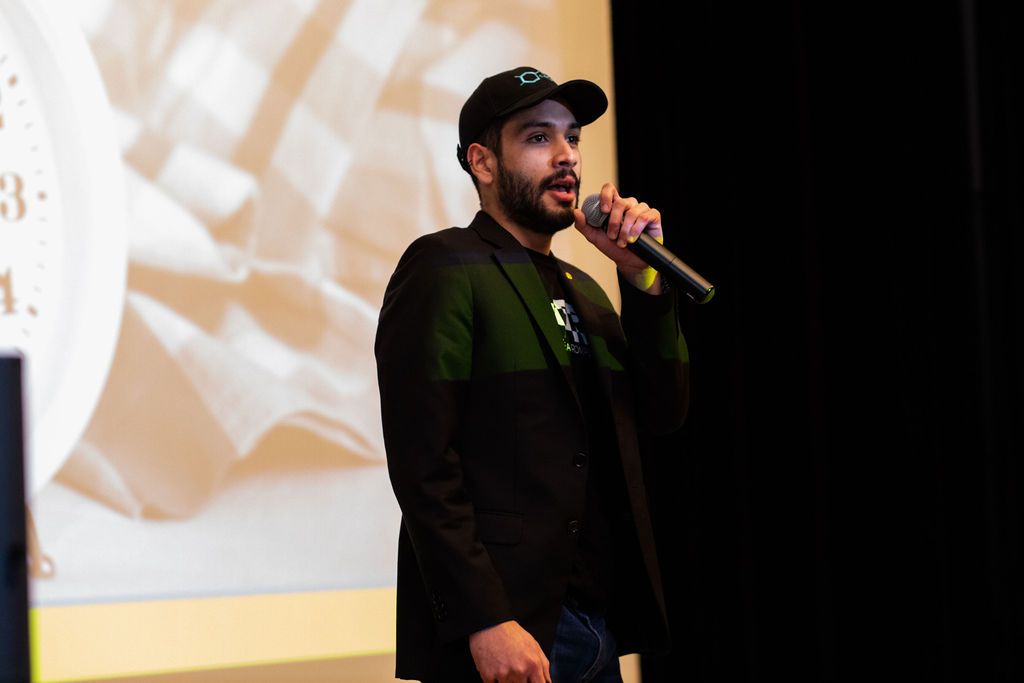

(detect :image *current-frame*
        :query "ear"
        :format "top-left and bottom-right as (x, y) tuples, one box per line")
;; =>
(466, 142), (497, 187)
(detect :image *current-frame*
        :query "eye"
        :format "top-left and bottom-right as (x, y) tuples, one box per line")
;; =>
(568, 134), (581, 145)
(527, 133), (548, 143)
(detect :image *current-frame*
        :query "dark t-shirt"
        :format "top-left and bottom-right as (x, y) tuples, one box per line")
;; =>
(526, 248), (616, 614)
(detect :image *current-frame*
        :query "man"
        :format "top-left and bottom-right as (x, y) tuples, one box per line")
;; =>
(375, 67), (689, 683)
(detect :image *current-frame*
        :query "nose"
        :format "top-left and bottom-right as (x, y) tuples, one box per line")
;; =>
(553, 137), (578, 168)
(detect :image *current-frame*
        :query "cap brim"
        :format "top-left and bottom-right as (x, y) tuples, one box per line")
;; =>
(497, 78), (609, 126)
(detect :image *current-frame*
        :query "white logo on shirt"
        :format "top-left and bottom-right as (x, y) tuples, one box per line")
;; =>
(550, 299), (591, 356)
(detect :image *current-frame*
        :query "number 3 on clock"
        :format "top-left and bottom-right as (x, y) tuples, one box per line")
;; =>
(0, 172), (26, 221)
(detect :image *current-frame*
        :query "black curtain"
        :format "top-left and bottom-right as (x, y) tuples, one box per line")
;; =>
(609, 1), (1022, 681)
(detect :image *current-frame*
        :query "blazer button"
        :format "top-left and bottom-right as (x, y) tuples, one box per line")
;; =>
(567, 520), (581, 535)
(574, 452), (588, 468)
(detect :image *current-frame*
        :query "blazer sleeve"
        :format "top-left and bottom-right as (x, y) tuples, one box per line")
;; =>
(375, 234), (514, 643)
(618, 272), (691, 434)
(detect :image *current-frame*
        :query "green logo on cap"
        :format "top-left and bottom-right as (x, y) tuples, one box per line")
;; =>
(515, 70), (552, 86)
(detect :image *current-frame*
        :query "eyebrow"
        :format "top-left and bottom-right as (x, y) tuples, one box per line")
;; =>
(514, 119), (582, 133)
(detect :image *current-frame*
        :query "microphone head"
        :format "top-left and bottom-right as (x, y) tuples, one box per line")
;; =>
(581, 193), (607, 228)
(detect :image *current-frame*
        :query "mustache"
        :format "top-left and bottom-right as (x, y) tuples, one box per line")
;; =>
(540, 169), (580, 188)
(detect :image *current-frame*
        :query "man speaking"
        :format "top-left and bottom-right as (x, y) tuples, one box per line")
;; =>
(376, 66), (690, 683)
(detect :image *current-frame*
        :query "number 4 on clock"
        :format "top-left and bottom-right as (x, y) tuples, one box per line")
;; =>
(0, 268), (15, 315)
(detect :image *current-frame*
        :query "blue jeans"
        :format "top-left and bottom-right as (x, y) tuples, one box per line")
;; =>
(549, 602), (624, 683)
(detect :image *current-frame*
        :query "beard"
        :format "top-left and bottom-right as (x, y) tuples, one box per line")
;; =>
(496, 157), (579, 236)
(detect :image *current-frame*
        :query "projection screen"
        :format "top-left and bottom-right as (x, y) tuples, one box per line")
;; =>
(12, 0), (618, 679)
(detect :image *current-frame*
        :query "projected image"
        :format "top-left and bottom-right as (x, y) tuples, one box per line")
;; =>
(26, 0), (605, 605)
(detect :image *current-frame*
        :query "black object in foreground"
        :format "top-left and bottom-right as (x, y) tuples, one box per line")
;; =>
(0, 353), (29, 683)
(582, 193), (715, 304)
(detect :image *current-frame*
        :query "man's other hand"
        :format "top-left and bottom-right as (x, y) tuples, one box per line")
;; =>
(469, 620), (551, 683)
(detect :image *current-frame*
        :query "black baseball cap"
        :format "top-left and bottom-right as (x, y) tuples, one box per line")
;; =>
(456, 66), (608, 171)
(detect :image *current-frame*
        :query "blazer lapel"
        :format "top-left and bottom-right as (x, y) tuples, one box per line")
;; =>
(469, 212), (580, 408)
(495, 251), (571, 359)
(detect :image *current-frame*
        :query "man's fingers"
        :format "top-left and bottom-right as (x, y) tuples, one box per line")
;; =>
(618, 202), (648, 246)
(599, 182), (617, 215)
(470, 621), (550, 683)
(605, 194), (662, 247)
(607, 196), (638, 242)
(619, 206), (662, 247)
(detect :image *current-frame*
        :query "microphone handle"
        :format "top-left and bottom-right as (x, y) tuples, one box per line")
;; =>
(628, 232), (716, 304)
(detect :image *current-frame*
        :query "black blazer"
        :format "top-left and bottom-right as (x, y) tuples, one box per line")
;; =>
(375, 211), (689, 681)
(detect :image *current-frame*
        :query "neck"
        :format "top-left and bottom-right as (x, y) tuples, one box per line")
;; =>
(481, 198), (554, 254)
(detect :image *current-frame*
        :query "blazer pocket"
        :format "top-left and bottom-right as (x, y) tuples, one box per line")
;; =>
(476, 510), (524, 546)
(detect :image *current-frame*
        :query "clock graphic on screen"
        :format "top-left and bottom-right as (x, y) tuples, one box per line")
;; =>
(0, 0), (127, 497)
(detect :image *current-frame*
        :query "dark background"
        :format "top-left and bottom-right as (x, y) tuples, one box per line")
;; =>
(0, 357), (29, 683)
(610, 1), (1022, 680)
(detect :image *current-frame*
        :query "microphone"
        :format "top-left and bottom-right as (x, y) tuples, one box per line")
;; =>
(581, 194), (715, 304)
